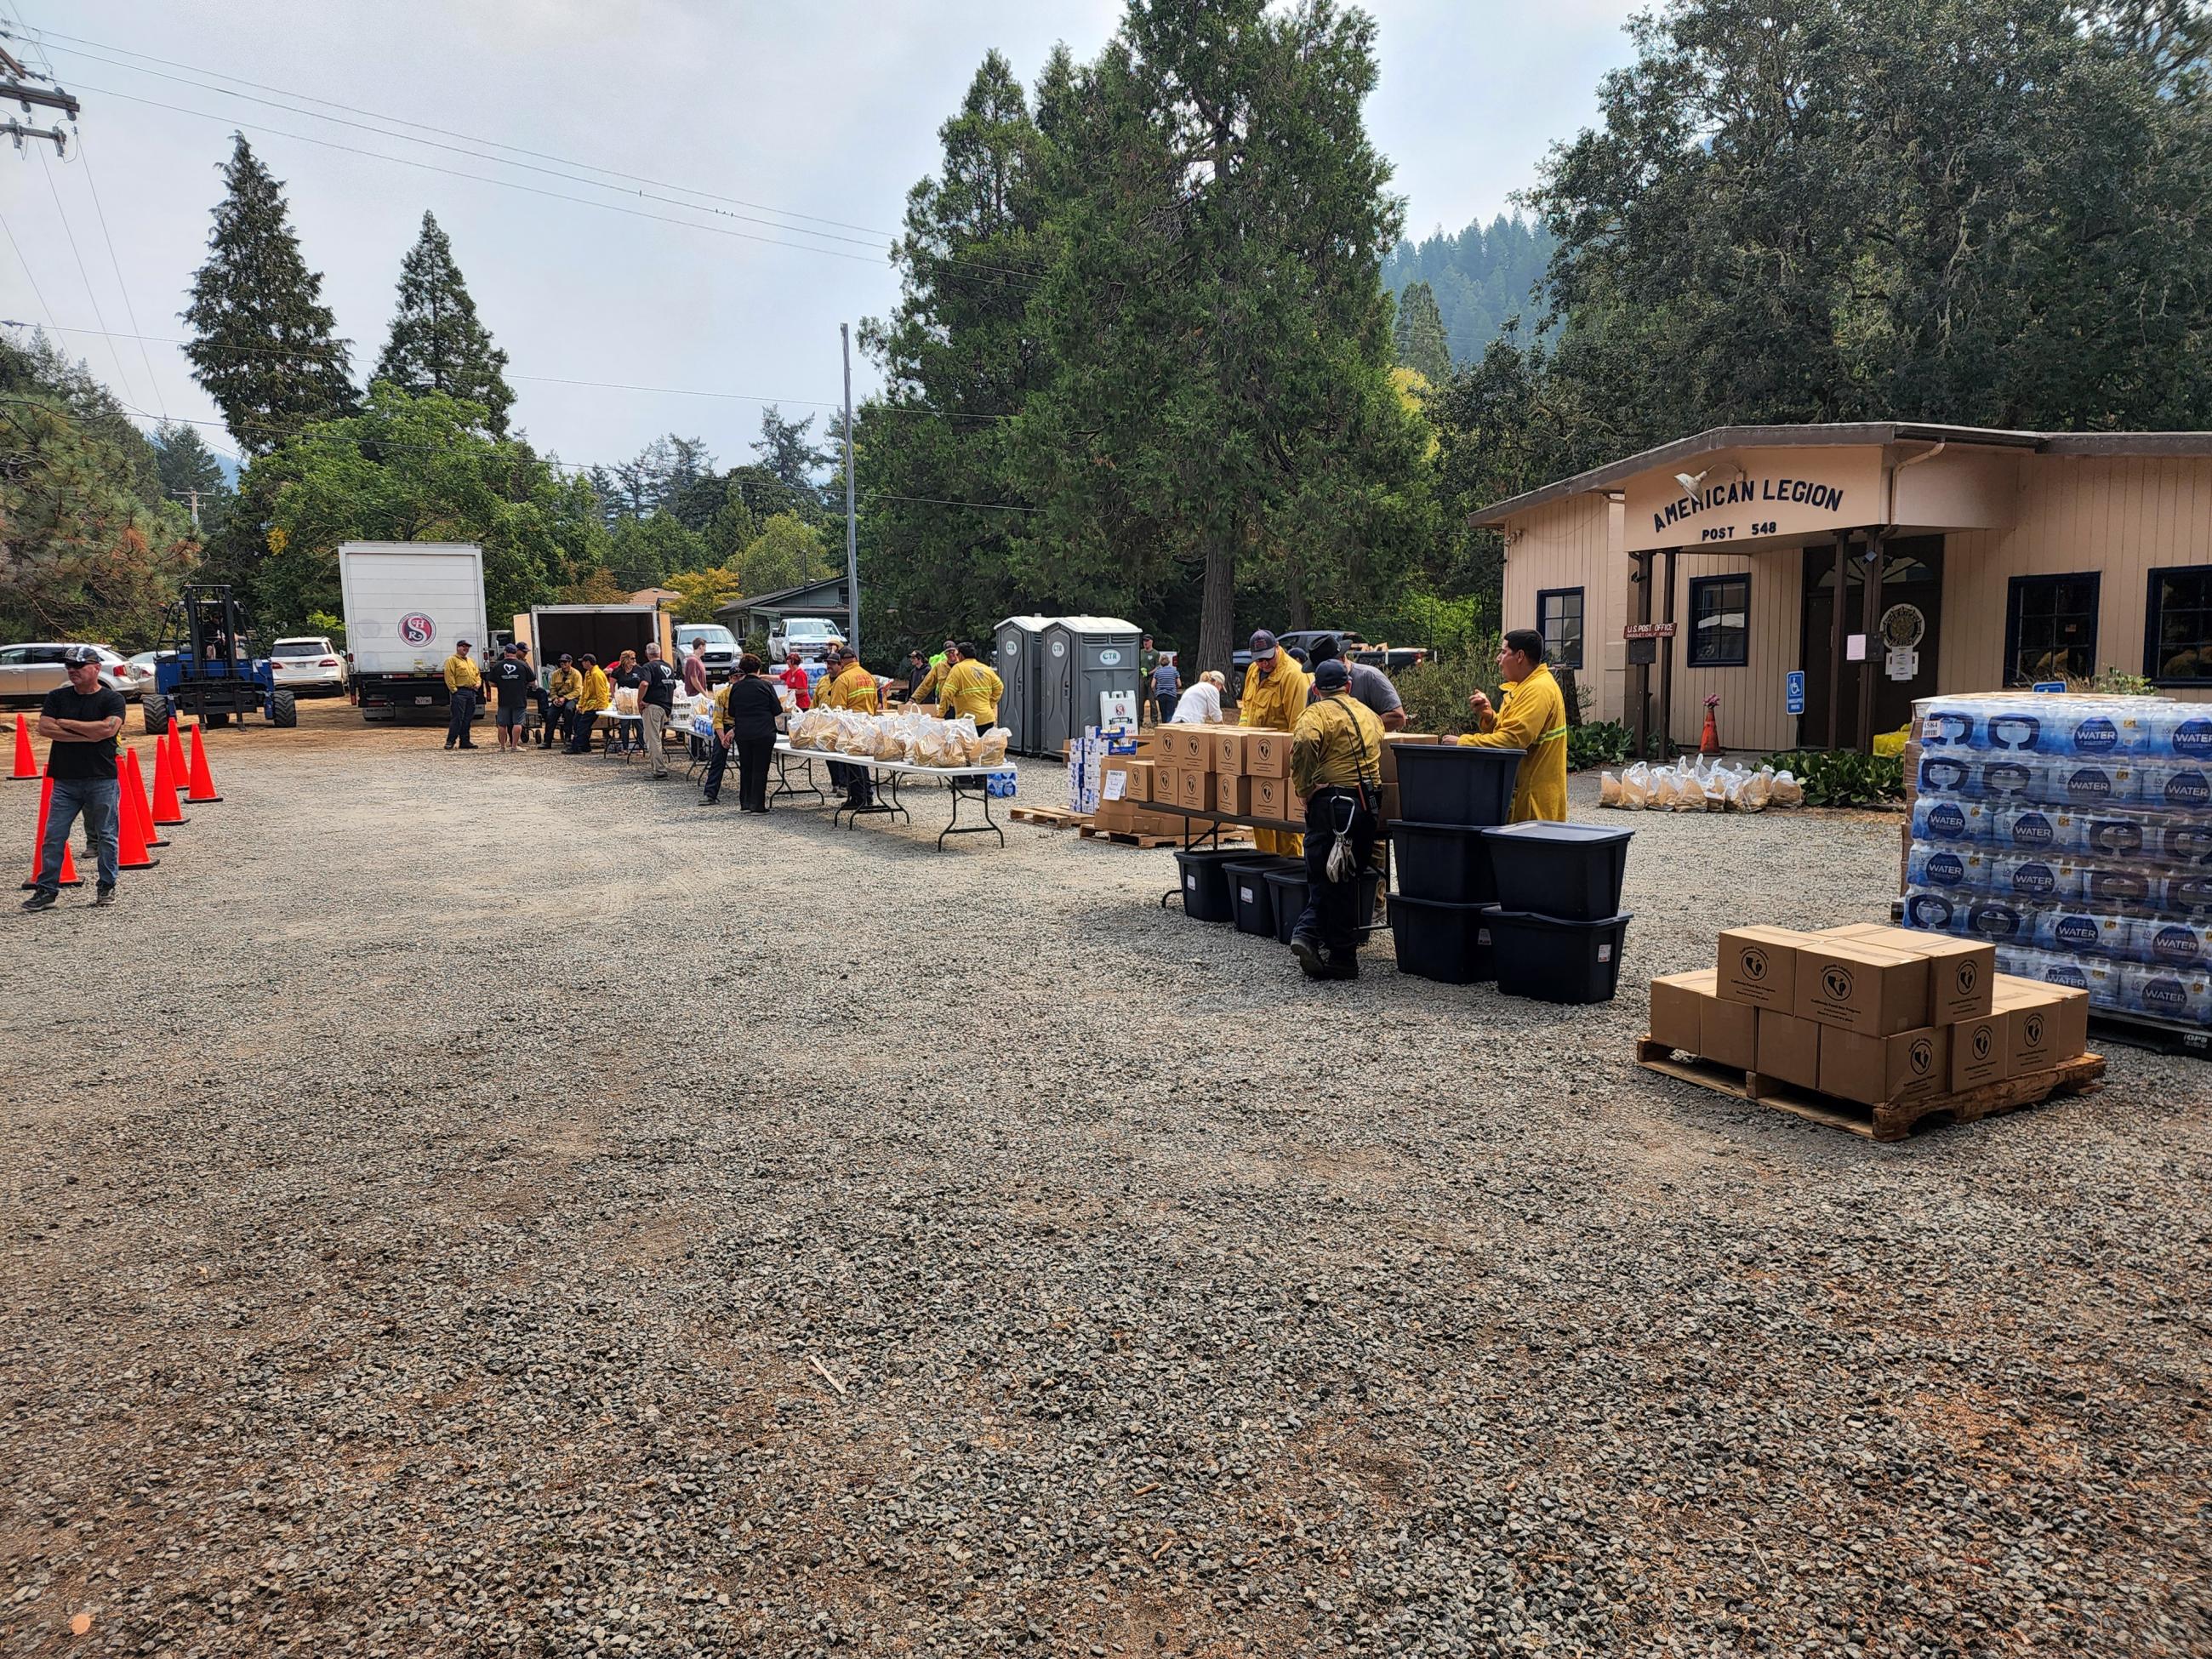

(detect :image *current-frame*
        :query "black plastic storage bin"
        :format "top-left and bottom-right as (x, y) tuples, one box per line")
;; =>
(1226, 856), (1300, 937)
(1487, 909), (1633, 1004)
(1392, 744), (1523, 827)
(1388, 895), (1501, 983)
(1392, 819), (1498, 904)
(1265, 865), (1382, 947)
(1482, 822), (1633, 921)
(1173, 847), (1250, 924)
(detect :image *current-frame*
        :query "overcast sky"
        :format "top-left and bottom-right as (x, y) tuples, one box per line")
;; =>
(1, 0), (1640, 477)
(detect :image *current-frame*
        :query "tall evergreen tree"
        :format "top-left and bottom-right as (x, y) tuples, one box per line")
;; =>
(1392, 281), (1452, 384)
(182, 134), (356, 454)
(750, 406), (830, 496)
(371, 212), (516, 436)
(151, 420), (234, 540)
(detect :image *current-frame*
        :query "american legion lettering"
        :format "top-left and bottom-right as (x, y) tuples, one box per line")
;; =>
(1652, 475), (1847, 533)
(1621, 447), (1882, 553)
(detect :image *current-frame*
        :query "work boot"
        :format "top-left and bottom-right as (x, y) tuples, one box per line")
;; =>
(1289, 933), (1327, 980)
(92, 887), (117, 908)
(1326, 955), (1359, 981)
(20, 891), (57, 913)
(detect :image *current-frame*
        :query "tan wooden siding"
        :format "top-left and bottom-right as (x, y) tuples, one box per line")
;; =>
(1943, 456), (2212, 705)
(1656, 550), (1805, 753)
(1502, 493), (1622, 721)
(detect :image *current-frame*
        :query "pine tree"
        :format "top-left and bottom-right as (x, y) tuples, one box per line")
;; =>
(151, 420), (234, 539)
(372, 212), (516, 436)
(1392, 281), (1452, 385)
(182, 134), (356, 454)
(751, 406), (829, 495)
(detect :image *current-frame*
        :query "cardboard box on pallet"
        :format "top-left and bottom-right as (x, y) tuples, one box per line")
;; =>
(1990, 980), (2089, 1072)
(1793, 938), (1930, 1037)
(1649, 970), (1714, 1056)
(1717, 925), (1809, 1010)
(1246, 731), (1292, 778)
(1211, 728), (1252, 775)
(1702, 993), (1758, 1070)
(1817, 923), (1993, 1023)
(1948, 1009), (2011, 1091)
(1818, 1025), (1950, 1107)
(1132, 807), (1182, 837)
(1101, 755), (1149, 806)
(1994, 972), (2089, 1062)
(1755, 1010), (1821, 1090)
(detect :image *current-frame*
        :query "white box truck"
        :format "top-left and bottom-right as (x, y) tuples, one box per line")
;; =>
(339, 541), (490, 721)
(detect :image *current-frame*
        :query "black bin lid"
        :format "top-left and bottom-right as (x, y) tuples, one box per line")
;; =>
(1480, 821), (1633, 846)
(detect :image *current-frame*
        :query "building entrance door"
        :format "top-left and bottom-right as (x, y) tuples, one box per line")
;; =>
(1799, 537), (1944, 750)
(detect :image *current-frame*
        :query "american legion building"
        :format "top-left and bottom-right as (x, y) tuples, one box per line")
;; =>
(1469, 424), (2212, 755)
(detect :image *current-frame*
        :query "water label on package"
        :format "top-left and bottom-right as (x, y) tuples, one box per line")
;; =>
(2043, 959), (2090, 990)
(2174, 718), (2212, 758)
(1982, 761), (2032, 795)
(2007, 811), (2055, 848)
(2052, 914), (2103, 950)
(1926, 802), (1968, 839)
(2150, 925), (2203, 966)
(2142, 977), (2192, 1015)
(2062, 767), (2117, 803)
(1926, 852), (1967, 887)
(1969, 902), (2029, 941)
(2010, 862), (2058, 897)
(2070, 716), (2119, 754)
(2152, 767), (2211, 809)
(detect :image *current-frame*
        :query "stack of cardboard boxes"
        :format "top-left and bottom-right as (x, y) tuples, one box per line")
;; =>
(1095, 725), (1299, 833)
(1649, 923), (2089, 1108)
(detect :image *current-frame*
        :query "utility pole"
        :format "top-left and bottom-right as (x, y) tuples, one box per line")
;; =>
(841, 322), (858, 658)
(0, 38), (75, 157)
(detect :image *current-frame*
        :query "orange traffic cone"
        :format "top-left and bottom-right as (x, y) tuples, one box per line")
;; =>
(9, 710), (37, 780)
(150, 735), (189, 826)
(124, 748), (167, 850)
(162, 719), (185, 784)
(184, 721), (222, 803)
(20, 774), (84, 889)
(1699, 695), (1722, 756)
(112, 755), (159, 870)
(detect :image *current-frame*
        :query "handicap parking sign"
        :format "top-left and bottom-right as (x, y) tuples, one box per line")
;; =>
(1786, 670), (1805, 715)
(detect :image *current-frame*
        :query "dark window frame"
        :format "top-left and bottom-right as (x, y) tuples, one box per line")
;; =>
(1686, 573), (1751, 667)
(2002, 571), (2101, 687)
(1536, 585), (1584, 670)
(2144, 563), (2212, 688)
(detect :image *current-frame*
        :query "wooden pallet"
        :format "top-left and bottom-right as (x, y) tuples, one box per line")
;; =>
(1078, 824), (1182, 848)
(1634, 1036), (2107, 1142)
(1011, 807), (1086, 828)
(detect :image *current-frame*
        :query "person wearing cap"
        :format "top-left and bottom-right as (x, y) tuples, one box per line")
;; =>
(937, 641), (1003, 727)
(442, 639), (482, 750)
(779, 650), (814, 711)
(487, 641), (536, 752)
(1170, 669), (1226, 725)
(639, 642), (678, 778)
(912, 642), (953, 710)
(569, 653), (612, 753)
(1286, 658), (1386, 979)
(1458, 628), (1568, 823)
(1239, 630), (1310, 857)
(1137, 635), (1160, 725)
(821, 647), (881, 807)
(21, 645), (127, 911)
(544, 653), (583, 750)
(1305, 636), (1406, 732)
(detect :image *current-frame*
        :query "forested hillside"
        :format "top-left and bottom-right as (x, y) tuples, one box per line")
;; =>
(1382, 214), (1554, 368)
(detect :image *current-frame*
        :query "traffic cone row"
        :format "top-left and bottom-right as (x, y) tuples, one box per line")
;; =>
(17, 715), (221, 894)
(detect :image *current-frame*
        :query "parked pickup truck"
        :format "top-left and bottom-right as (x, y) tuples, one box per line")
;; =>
(1230, 630), (1428, 676)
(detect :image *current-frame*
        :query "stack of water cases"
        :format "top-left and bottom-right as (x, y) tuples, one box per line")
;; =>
(1903, 694), (2212, 1032)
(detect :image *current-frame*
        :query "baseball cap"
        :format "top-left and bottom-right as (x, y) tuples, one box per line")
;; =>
(559, 653), (573, 664)
(1314, 658), (1351, 691)
(1249, 630), (1278, 658)
(456, 638), (472, 648)
(62, 643), (101, 666)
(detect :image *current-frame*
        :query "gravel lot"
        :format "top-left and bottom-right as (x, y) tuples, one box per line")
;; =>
(3, 700), (2207, 1659)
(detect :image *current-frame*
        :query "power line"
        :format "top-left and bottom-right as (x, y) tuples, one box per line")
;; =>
(30, 27), (904, 241)
(0, 208), (58, 325)
(36, 144), (141, 412)
(67, 130), (168, 419)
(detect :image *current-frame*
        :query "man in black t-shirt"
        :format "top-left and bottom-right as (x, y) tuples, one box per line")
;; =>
(638, 642), (678, 779)
(23, 645), (127, 911)
(487, 642), (536, 752)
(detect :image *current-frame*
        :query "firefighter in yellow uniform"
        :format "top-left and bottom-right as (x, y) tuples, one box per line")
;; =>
(1286, 658), (1386, 979)
(912, 640), (955, 708)
(570, 653), (612, 753)
(937, 641), (1004, 727)
(1457, 628), (1569, 823)
(1239, 630), (1310, 856)
(823, 647), (881, 807)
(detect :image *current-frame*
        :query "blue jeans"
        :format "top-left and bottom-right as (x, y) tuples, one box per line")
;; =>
(35, 774), (120, 896)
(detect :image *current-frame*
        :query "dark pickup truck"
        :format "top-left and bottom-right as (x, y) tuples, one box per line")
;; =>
(1229, 630), (1428, 676)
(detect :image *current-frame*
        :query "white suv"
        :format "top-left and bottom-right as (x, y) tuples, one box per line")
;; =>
(270, 636), (348, 696)
(769, 617), (846, 664)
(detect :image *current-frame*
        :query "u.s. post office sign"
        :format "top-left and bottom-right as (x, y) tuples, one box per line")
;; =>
(1624, 448), (1881, 552)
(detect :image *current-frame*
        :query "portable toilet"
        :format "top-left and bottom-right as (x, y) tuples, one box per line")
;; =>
(1039, 616), (1143, 755)
(993, 614), (1052, 755)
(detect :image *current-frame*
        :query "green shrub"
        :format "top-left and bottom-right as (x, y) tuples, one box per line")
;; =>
(1394, 647), (1501, 737)
(2066, 665), (2156, 697)
(1567, 719), (1631, 772)
(1758, 748), (1905, 807)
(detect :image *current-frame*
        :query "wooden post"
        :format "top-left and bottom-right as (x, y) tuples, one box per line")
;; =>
(1630, 550), (1653, 759)
(1827, 531), (1848, 751)
(1857, 531), (1885, 755)
(1658, 547), (1679, 760)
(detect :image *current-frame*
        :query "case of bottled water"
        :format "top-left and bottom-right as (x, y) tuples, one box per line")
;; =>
(1905, 693), (2212, 1029)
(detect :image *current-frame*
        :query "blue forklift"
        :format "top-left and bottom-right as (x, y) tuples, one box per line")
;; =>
(141, 584), (297, 734)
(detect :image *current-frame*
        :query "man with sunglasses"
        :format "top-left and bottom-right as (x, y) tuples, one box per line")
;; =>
(21, 645), (126, 912)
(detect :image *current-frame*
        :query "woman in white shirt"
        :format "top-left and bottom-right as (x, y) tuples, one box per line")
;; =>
(1170, 670), (1227, 724)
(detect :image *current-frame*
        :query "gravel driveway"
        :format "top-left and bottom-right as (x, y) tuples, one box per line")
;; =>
(3, 704), (2206, 1658)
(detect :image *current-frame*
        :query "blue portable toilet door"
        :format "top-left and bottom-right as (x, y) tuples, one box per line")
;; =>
(995, 626), (1029, 752)
(1040, 628), (1078, 754)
